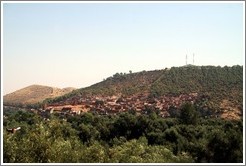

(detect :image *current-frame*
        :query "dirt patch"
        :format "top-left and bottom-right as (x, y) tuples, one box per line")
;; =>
(220, 99), (241, 120)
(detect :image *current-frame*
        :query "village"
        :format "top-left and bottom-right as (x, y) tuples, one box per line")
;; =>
(34, 92), (201, 118)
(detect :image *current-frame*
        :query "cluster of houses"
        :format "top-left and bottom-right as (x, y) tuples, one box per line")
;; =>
(36, 92), (200, 118)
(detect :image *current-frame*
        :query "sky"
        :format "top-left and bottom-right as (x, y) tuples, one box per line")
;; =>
(2, 2), (245, 95)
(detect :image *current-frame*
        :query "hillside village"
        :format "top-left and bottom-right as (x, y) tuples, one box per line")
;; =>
(37, 93), (204, 118)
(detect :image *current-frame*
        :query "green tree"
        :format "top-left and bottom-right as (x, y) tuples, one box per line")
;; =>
(180, 103), (199, 125)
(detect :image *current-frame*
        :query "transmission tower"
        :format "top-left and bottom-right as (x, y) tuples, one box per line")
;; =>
(186, 54), (187, 65)
(193, 53), (195, 65)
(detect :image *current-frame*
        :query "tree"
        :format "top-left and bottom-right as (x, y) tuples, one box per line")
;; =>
(179, 103), (199, 125)
(168, 105), (180, 118)
(113, 113), (137, 139)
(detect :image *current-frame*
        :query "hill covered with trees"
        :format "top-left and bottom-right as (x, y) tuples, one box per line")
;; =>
(44, 65), (243, 119)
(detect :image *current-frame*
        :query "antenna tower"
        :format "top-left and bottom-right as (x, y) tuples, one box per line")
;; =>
(193, 53), (194, 65)
(186, 54), (187, 65)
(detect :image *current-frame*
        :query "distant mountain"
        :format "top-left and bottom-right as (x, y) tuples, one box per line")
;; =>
(45, 65), (243, 119)
(3, 85), (76, 105)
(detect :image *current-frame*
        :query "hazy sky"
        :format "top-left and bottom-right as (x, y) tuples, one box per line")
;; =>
(2, 2), (244, 95)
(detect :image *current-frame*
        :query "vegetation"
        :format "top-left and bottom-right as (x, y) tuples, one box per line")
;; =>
(150, 65), (242, 110)
(179, 103), (199, 125)
(43, 66), (242, 115)
(43, 69), (164, 104)
(3, 104), (243, 163)
(3, 65), (243, 163)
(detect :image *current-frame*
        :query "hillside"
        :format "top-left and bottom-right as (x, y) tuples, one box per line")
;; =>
(3, 66), (243, 163)
(45, 65), (243, 120)
(3, 85), (76, 105)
